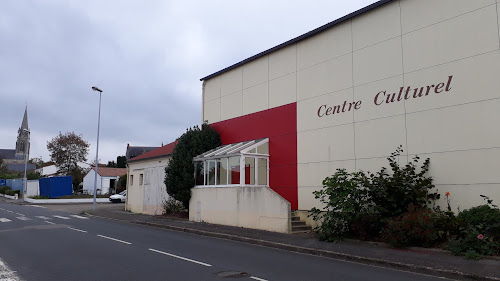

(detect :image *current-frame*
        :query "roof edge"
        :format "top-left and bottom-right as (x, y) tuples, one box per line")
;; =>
(127, 153), (173, 163)
(200, 0), (393, 81)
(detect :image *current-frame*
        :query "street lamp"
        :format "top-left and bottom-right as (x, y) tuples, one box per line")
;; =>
(23, 129), (30, 202)
(91, 86), (103, 210)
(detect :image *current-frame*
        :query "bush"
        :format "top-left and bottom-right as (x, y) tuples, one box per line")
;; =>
(0, 185), (11, 194)
(382, 205), (438, 248)
(310, 169), (370, 241)
(363, 145), (439, 218)
(162, 197), (186, 214)
(350, 213), (384, 241)
(446, 199), (500, 258)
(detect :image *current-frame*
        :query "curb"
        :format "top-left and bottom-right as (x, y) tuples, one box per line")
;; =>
(85, 213), (500, 281)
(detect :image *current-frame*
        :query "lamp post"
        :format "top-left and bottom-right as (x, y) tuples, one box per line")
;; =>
(92, 86), (102, 210)
(23, 129), (30, 202)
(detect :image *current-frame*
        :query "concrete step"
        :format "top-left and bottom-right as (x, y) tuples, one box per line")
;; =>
(291, 221), (306, 226)
(291, 216), (301, 222)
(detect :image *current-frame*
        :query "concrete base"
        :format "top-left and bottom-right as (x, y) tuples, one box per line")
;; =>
(190, 185), (291, 233)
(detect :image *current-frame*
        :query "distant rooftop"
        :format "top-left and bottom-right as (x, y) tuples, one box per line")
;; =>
(128, 141), (178, 163)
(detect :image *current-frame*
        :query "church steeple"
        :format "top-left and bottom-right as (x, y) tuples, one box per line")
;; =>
(15, 106), (30, 156)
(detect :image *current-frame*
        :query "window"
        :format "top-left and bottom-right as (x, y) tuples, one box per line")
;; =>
(193, 138), (269, 187)
(139, 174), (144, 185)
(130, 175), (134, 186)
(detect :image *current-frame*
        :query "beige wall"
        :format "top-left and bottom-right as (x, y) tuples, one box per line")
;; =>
(203, 0), (500, 212)
(190, 186), (291, 233)
(126, 157), (171, 215)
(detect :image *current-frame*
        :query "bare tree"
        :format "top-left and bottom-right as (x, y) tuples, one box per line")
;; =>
(47, 132), (90, 175)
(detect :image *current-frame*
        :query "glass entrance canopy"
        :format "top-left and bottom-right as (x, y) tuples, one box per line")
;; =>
(193, 138), (269, 186)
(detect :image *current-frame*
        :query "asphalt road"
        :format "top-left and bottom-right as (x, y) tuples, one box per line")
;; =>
(0, 200), (458, 281)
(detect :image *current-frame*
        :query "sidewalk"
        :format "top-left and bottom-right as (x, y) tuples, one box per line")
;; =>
(85, 207), (500, 281)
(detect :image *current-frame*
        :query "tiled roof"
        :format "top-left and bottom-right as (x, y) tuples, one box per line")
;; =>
(128, 141), (178, 163)
(126, 146), (160, 160)
(93, 167), (127, 177)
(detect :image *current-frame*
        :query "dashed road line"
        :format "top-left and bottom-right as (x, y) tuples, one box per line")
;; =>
(53, 215), (70, 220)
(36, 216), (51, 220)
(45, 221), (55, 225)
(250, 277), (269, 281)
(16, 216), (30, 221)
(0, 218), (11, 222)
(15, 213), (24, 216)
(149, 248), (212, 267)
(97, 235), (132, 245)
(67, 227), (87, 233)
(27, 205), (46, 208)
(5, 210), (13, 213)
(70, 215), (88, 219)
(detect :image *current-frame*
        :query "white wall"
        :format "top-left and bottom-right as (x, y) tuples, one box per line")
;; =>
(83, 170), (102, 195)
(126, 157), (171, 215)
(26, 180), (39, 197)
(190, 186), (291, 233)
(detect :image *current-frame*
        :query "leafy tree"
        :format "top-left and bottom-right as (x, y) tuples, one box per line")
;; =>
(164, 124), (221, 209)
(29, 157), (44, 169)
(0, 158), (7, 174)
(47, 132), (90, 175)
(116, 156), (126, 168)
(107, 161), (117, 168)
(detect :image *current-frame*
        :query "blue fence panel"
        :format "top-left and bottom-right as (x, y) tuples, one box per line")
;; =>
(39, 176), (72, 198)
(6, 179), (23, 191)
(0, 179), (5, 186)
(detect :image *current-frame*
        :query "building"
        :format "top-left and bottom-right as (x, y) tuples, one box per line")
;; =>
(126, 144), (160, 161)
(126, 141), (177, 215)
(82, 167), (127, 195)
(193, 0), (500, 232)
(0, 106), (36, 172)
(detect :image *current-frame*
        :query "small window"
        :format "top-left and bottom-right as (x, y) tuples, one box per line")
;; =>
(139, 174), (144, 185)
(130, 175), (134, 186)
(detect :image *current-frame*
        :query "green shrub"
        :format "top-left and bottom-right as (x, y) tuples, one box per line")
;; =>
(4, 189), (17, 196)
(446, 230), (498, 260)
(363, 145), (439, 218)
(382, 205), (438, 248)
(310, 169), (370, 241)
(446, 198), (500, 258)
(0, 185), (11, 194)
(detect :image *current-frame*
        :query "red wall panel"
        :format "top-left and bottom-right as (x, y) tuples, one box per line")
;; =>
(210, 103), (298, 210)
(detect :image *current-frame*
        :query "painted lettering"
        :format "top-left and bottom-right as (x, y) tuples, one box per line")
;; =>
(354, 101), (362, 110)
(374, 91), (385, 105)
(425, 85), (435, 96)
(445, 75), (453, 91)
(317, 105), (326, 117)
(434, 82), (445, 93)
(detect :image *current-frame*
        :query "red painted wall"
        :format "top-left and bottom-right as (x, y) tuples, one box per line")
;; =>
(210, 103), (298, 210)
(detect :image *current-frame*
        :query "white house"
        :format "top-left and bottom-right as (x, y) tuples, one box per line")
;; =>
(126, 141), (177, 215)
(83, 167), (127, 195)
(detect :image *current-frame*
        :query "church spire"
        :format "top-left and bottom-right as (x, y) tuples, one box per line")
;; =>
(15, 105), (30, 156)
(21, 105), (29, 132)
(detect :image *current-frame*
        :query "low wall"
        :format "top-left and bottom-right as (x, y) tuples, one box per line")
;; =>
(190, 186), (291, 233)
(25, 198), (110, 204)
(0, 193), (18, 200)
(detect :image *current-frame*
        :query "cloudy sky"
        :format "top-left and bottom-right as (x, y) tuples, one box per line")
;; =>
(0, 0), (378, 164)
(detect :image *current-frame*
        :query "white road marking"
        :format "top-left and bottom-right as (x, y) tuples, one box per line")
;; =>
(97, 235), (132, 245)
(16, 216), (30, 221)
(70, 215), (88, 219)
(250, 277), (269, 281)
(0, 259), (21, 281)
(45, 221), (55, 225)
(0, 218), (11, 222)
(36, 216), (51, 220)
(27, 205), (46, 208)
(5, 210), (13, 213)
(148, 248), (212, 267)
(53, 215), (70, 220)
(15, 213), (24, 216)
(67, 227), (87, 233)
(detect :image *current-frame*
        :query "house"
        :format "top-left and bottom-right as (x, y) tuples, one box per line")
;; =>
(82, 167), (127, 195)
(126, 141), (177, 215)
(126, 144), (160, 161)
(193, 0), (500, 233)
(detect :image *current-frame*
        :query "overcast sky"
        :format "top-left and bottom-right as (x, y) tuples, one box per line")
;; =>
(0, 0), (378, 164)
